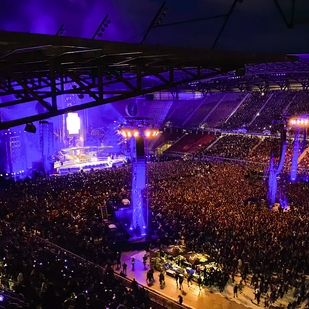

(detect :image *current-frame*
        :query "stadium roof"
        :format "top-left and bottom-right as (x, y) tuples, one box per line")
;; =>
(188, 54), (309, 93)
(0, 30), (296, 75)
(0, 30), (298, 129)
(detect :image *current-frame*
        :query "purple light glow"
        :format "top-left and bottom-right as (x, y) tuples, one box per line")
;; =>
(2, 0), (309, 53)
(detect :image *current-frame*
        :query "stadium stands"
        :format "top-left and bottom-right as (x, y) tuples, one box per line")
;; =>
(164, 133), (216, 154)
(149, 130), (184, 153)
(200, 134), (259, 159)
(249, 91), (297, 132)
(222, 92), (271, 130)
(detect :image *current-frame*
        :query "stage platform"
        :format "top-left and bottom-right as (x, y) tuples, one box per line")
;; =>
(55, 157), (126, 174)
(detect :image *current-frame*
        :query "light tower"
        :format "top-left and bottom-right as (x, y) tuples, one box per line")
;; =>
(120, 120), (159, 238)
(289, 115), (308, 182)
(267, 118), (287, 206)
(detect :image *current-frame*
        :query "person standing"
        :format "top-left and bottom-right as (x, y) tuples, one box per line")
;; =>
(179, 275), (184, 290)
(175, 273), (180, 288)
(198, 276), (202, 291)
(132, 257), (135, 271)
(143, 254), (147, 269)
(255, 288), (261, 305)
(131, 278), (138, 291)
(233, 284), (238, 297)
(187, 274), (192, 287)
(122, 262), (127, 275)
(178, 295), (183, 305)
(117, 255), (121, 270)
(159, 271), (165, 287)
(264, 293), (270, 308)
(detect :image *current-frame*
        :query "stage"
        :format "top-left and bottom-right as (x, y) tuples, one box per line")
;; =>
(54, 146), (126, 174)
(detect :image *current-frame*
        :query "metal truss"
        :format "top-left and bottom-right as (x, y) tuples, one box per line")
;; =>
(0, 30), (297, 130)
(189, 58), (309, 93)
(0, 65), (220, 130)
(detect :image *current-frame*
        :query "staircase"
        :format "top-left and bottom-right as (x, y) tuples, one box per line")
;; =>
(248, 93), (274, 126)
(200, 94), (227, 125)
(249, 137), (264, 155)
(156, 133), (185, 156)
(298, 146), (309, 163)
(224, 93), (250, 124)
(204, 136), (221, 151)
(282, 93), (297, 115)
(182, 96), (208, 127)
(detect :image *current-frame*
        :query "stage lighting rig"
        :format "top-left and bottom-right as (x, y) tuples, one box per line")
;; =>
(24, 123), (36, 133)
(119, 126), (159, 139)
(56, 23), (66, 36)
(92, 14), (111, 39)
(141, 1), (168, 44)
(119, 119), (159, 139)
(289, 114), (309, 127)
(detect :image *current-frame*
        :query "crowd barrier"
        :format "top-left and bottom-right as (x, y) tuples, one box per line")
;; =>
(0, 279), (29, 308)
(31, 234), (192, 309)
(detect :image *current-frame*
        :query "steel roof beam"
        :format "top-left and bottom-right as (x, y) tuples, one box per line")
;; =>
(0, 69), (222, 130)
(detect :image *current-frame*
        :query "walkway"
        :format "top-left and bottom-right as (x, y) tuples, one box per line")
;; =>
(118, 250), (297, 309)
(118, 251), (248, 309)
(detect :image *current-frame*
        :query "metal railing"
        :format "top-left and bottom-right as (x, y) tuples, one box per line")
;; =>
(31, 234), (192, 309)
(0, 282), (29, 307)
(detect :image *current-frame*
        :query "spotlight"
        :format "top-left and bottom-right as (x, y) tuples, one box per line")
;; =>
(55, 23), (66, 36)
(24, 123), (36, 133)
(127, 131), (131, 137)
(134, 131), (139, 137)
(92, 14), (111, 39)
(145, 131), (150, 137)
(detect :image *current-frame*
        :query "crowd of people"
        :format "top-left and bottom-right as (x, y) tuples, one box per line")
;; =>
(196, 133), (309, 178)
(219, 90), (309, 132)
(221, 92), (271, 131)
(0, 168), (151, 309)
(1, 149), (309, 308)
(0, 221), (150, 309)
(148, 160), (309, 308)
(200, 134), (259, 159)
(247, 91), (296, 133)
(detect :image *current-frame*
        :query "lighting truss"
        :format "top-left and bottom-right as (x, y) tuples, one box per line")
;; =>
(289, 114), (309, 127)
(0, 30), (297, 130)
(119, 128), (159, 139)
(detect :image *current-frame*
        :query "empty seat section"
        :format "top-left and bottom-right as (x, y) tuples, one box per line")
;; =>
(150, 131), (184, 152)
(165, 133), (215, 153)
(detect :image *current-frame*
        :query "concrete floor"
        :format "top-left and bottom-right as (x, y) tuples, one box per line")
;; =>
(117, 250), (250, 309)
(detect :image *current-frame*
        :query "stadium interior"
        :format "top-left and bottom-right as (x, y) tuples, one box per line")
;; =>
(1, 28), (309, 309)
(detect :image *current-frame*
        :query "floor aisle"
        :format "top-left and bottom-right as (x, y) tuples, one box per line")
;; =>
(117, 251), (249, 309)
